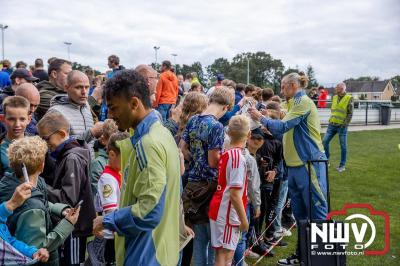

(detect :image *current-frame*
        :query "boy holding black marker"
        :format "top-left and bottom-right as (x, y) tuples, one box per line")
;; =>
(37, 111), (95, 266)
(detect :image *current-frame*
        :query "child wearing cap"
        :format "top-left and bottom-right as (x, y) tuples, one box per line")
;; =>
(255, 101), (287, 249)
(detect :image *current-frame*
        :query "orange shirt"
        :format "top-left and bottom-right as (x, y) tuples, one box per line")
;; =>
(154, 70), (179, 106)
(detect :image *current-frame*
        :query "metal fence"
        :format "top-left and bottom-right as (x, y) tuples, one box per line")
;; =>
(316, 100), (400, 126)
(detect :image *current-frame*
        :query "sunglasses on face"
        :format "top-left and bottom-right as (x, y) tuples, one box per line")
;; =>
(41, 130), (59, 142)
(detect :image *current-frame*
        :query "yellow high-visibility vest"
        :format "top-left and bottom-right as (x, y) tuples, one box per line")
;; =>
(329, 94), (352, 125)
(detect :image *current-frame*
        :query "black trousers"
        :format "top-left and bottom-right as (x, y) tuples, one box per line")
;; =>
(257, 181), (281, 239)
(180, 238), (193, 266)
(281, 196), (295, 229)
(60, 235), (87, 266)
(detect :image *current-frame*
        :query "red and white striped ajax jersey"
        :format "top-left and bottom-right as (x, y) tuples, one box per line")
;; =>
(209, 148), (248, 226)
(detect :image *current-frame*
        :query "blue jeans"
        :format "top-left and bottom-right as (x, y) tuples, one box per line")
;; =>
(192, 223), (215, 266)
(274, 179), (288, 232)
(157, 104), (172, 122)
(233, 203), (252, 266)
(323, 124), (348, 167)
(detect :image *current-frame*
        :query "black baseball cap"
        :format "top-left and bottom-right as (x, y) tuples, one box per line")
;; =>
(251, 127), (265, 139)
(10, 69), (39, 82)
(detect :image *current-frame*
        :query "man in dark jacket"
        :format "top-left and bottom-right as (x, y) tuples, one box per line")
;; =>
(32, 58), (49, 82)
(0, 68), (38, 114)
(35, 58), (72, 121)
(37, 111), (95, 266)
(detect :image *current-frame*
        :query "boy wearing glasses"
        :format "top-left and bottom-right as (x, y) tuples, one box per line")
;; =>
(37, 111), (96, 266)
(0, 96), (31, 176)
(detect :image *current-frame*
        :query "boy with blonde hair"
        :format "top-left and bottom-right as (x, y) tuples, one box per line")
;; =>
(0, 136), (80, 265)
(209, 115), (250, 266)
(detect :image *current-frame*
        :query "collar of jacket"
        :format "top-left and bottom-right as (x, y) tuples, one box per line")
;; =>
(294, 89), (306, 99)
(64, 97), (88, 110)
(130, 110), (159, 146)
(51, 137), (76, 158)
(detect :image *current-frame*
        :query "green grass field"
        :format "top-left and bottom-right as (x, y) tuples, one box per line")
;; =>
(248, 128), (400, 266)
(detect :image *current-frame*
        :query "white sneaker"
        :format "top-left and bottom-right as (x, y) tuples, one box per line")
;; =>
(277, 254), (300, 265)
(274, 228), (292, 238)
(336, 166), (345, 173)
(245, 250), (260, 259)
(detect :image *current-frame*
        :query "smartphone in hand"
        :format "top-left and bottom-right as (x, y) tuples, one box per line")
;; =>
(73, 200), (83, 211)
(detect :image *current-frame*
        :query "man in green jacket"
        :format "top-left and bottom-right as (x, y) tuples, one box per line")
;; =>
(323, 82), (353, 172)
(0, 136), (80, 265)
(35, 58), (72, 121)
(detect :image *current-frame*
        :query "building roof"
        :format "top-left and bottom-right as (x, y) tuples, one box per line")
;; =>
(344, 80), (390, 93)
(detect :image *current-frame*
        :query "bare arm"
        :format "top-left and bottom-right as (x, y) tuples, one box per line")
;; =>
(208, 149), (220, 169)
(179, 139), (191, 161)
(230, 189), (248, 231)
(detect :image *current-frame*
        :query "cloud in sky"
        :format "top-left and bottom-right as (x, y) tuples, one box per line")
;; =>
(2, 0), (399, 84)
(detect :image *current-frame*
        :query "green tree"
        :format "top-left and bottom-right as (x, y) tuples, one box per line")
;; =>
(230, 52), (284, 88)
(72, 62), (101, 75)
(390, 75), (400, 95)
(206, 57), (231, 83)
(150, 63), (161, 72)
(344, 76), (380, 82)
(306, 65), (318, 89)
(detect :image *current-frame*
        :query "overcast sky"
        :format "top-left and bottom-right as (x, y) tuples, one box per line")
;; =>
(2, 0), (399, 84)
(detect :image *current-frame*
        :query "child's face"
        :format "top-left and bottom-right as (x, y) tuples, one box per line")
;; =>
(98, 134), (109, 147)
(4, 107), (30, 139)
(247, 136), (264, 151)
(38, 128), (68, 152)
(108, 150), (121, 172)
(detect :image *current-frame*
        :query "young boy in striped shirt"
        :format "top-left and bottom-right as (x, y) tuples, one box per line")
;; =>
(209, 115), (251, 266)
(96, 131), (129, 265)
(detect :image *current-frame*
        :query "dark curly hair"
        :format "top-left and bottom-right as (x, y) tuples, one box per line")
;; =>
(104, 69), (151, 109)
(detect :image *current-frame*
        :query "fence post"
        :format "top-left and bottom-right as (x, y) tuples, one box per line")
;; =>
(365, 102), (368, 125)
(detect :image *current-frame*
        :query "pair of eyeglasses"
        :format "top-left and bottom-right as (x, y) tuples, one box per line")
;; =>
(41, 130), (59, 142)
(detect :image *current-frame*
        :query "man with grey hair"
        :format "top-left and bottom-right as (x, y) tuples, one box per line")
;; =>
(323, 82), (353, 172)
(249, 72), (328, 266)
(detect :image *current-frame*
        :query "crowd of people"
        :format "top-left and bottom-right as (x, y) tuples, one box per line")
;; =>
(0, 55), (353, 266)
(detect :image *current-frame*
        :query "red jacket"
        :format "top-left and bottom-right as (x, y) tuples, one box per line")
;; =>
(318, 89), (328, 108)
(154, 70), (179, 106)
